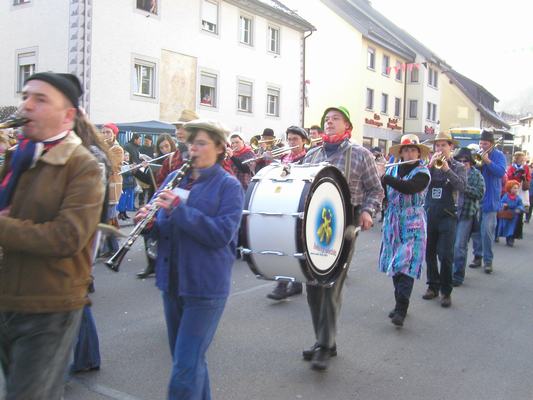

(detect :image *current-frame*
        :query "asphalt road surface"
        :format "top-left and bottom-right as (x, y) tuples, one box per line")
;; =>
(2, 222), (532, 400)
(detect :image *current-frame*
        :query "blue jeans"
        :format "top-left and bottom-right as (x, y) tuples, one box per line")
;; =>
(71, 305), (100, 372)
(453, 217), (474, 284)
(162, 292), (227, 400)
(471, 211), (497, 264)
(0, 309), (83, 400)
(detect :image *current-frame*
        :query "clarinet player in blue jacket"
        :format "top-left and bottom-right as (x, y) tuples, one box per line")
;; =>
(135, 120), (244, 400)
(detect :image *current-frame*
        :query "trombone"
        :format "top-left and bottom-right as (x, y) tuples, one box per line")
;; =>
(305, 137), (323, 149)
(250, 136), (282, 151)
(119, 152), (174, 175)
(472, 137), (503, 167)
(384, 159), (422, 167)
(242, 144), (299, 164)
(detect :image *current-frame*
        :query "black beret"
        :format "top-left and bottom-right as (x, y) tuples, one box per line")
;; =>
(25, 72), (83, 108)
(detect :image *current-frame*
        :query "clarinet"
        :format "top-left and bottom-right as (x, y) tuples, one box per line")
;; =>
(105, 158), (195, 272)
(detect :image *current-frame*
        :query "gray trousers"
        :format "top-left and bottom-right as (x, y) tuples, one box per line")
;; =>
(0, 309), (83, 400)
(305, 227), (358, 349)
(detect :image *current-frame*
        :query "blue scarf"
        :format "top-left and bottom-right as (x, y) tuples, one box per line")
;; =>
(0, 134), (66, 211)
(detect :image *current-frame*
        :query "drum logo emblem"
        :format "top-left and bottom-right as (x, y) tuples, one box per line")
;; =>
(312, 202), (337, 257)
(317, 207), (333, 245)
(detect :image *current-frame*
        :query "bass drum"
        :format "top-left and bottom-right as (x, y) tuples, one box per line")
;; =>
(241, 163), (354, 285)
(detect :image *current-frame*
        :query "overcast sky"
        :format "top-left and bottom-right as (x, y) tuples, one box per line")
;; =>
(369, 0), (533, 110)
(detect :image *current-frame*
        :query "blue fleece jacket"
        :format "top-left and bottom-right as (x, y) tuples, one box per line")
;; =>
(481, 149), (507, 212)
(153, 164), (244, 298)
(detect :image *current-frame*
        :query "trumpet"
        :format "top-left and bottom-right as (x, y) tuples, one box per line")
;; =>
(105, 158), (195, 272)
(433, 155), (448, 169)
(0, 114), (29, 129)
(472, 137), (503, 167)
(250, 136), (281, 151)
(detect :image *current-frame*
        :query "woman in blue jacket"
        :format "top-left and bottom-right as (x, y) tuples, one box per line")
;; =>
(135, 120), (244, 400)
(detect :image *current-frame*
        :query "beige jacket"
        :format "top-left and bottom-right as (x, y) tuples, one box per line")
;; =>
(0, 133), (105, 312)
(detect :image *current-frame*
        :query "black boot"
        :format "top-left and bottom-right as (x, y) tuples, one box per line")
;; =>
(468, 256), (482, 269)
(391, 299), (408, 327)
(136, 260), (155, 279)
(266, 282), (289, 300)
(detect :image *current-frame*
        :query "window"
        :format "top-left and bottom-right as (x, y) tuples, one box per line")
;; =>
(367, 47), (375, 70)
(362, 137), (373, 149)
(237, 80), (253, 113)
(381, 93), (388, 114)
(395, 61), (402, 81)
(426, 102), (438, 121)
(240, 15), (253, 46)
(409, 100), (418, 118)
(394, 97), (401, 117)
(382, 55), (390, 76)
(17, 51), (36, 92)
(266, 87), (280, 117)
(200, 72), (217, 107)
(378, 139), (387, 152)
(366, 88), (374, 110)
(136, 0), (157, 14)
(268, 25), (280, 54)
(133, 61), (155, 97)
(201, 0), (218, 34)
(410, 66), (419, 83)
(428, 67), (438, 88)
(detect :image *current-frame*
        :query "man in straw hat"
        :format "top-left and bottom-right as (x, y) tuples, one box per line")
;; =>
(301, 106), (383, 370)
(422, 131), (466, 308)
(469, 129), (506, 273)
(379, 134), (431, 327)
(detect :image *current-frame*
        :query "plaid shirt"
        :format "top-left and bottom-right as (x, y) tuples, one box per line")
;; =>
(459, 166), (485, 219)
(304, 140), (384, 213)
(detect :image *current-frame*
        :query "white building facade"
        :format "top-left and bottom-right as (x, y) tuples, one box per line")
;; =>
(0, 0), (314, 139)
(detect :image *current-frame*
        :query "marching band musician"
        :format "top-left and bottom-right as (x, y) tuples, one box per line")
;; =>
(379, 135), (431, 327)
(469, 130), (506, 274)
(254, 127), (283, 172)
(301, 106), (383, 371)
(452, 148), (485, 287)
(227, 133), (255, 190)
(266, 125), (309, 301)
(308, 124), (324, 146)
(422, 131), (466, 308)
(0, 72), (105, 399)
(134, 120), (243, 400)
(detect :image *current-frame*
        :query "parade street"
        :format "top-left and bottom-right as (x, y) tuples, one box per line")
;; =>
(47, 221), (532, 400)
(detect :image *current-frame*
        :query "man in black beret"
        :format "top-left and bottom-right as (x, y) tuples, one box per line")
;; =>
(452, 148), (485, 286)
(0, 72), (104, 399)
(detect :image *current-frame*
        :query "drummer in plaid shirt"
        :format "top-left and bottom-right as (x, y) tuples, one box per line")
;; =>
(267, 126), (309, 300)
(302, 106), (383, 371)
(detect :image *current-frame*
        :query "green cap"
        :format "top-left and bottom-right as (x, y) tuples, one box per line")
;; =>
(320, 106), (353, 130)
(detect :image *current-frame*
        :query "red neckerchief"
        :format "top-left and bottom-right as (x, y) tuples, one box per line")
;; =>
(321, 129), (352, 144)
(282, 148), (306, 164)
(507, 193), (517, 200)
(233, 145), (253, 158)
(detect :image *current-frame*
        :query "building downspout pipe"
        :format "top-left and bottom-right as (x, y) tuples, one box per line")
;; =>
(302, 30), (313, 126)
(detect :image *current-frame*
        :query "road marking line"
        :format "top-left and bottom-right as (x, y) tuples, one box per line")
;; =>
(71, 377), (146, 400)
(230, 282), (273, 297)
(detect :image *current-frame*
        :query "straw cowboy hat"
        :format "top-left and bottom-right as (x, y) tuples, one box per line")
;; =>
(172, 109), (199, 126)
(389, 134), (431, 159)
(428, 131), (459, 146)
